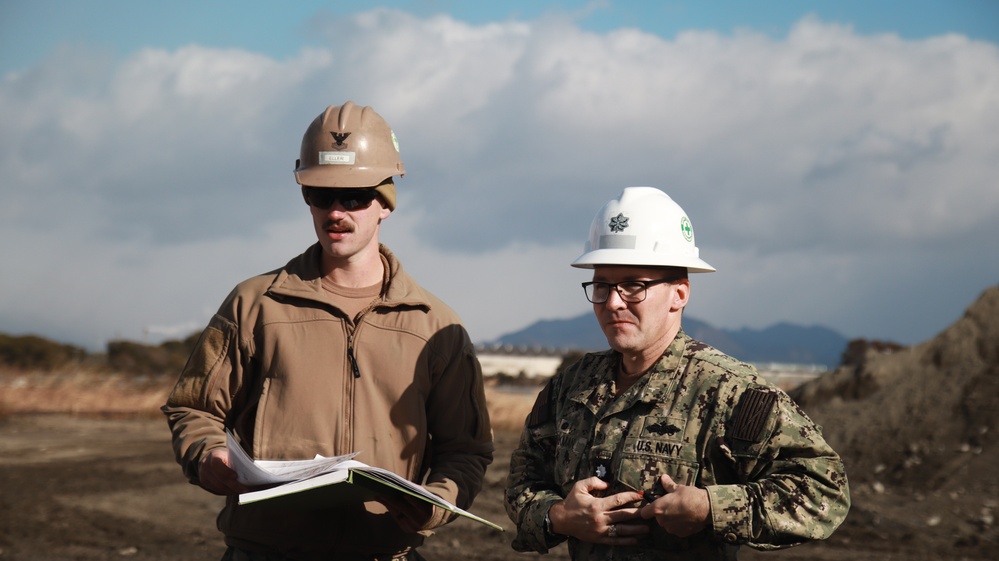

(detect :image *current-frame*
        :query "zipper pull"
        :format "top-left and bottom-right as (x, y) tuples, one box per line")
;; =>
(347, 336), (361, 378)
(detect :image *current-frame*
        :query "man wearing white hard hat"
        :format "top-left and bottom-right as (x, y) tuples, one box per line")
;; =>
(506, 187), (849, 560)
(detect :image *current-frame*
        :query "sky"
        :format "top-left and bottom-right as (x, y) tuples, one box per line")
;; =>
(1, 1), (997, 352)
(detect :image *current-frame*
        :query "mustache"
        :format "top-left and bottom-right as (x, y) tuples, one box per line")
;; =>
(322, 218), (354, 232)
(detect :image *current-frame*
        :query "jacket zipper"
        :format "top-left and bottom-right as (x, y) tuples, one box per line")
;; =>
(346, 300), (380, 379)
(347, 333), (361, 378)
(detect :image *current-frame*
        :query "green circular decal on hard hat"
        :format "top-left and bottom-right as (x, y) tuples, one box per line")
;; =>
(680, 217), (693, 241)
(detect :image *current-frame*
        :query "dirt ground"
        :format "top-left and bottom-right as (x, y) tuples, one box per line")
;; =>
(4, 286), (999, 560)
(0, 412), (993, 561)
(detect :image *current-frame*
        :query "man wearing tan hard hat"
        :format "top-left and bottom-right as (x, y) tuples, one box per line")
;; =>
(164, 101), (494, 561)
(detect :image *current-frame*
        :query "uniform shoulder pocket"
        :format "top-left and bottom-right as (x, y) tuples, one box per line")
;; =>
(166, 318), (234, 407)
(730, 386), (778, 442)
(725, 385), (779, 460)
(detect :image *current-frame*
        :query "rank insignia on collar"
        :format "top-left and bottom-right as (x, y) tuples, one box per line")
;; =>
(594, 462), (610, 481)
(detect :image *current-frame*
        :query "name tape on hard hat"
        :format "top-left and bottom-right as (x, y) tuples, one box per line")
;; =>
(319, 151), (356, 165)
(598, 235), (637, 249)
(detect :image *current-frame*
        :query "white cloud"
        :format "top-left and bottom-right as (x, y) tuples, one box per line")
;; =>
(1, 10), (997, 351)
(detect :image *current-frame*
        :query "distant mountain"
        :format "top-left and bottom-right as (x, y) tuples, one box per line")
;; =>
(488, 313), (848, 368)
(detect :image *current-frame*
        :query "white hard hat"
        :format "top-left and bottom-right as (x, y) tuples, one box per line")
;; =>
(571, 186), (715, 272)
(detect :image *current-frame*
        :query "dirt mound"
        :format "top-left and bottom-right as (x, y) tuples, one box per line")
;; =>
(789, 285), (999, 554)
(792, 284), (998, 490)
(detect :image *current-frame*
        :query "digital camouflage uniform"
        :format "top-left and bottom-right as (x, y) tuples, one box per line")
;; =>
(505, 330), (850, 560)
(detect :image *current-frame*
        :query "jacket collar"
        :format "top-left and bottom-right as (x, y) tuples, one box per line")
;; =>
(634, 330), (690, 404)
(568, 330), (691, 417)
(264, 243), (432, 312)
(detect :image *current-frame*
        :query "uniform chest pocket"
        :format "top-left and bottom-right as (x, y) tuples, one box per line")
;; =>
(618, 416), (701, 492)
(618, 448), (701, 492)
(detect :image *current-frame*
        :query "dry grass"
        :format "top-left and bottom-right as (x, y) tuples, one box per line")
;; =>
(0, 368), (541, 430)
(483, 387), (537, 432)
(0, 368), (174, 419)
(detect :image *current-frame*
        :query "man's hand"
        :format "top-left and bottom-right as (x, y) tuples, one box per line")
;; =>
(639, 474), (711, 537)
(378, 494), (437, 533)
(548, 476), (650, 545)
(198, 448), (251, 496)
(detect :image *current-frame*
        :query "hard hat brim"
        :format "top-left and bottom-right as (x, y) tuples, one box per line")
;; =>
(570, 249), (716, 272)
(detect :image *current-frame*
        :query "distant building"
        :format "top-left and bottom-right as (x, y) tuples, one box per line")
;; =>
(477, 346), (827, 390)
(476, 345), (565, 379)
(752, 362), (827, 391)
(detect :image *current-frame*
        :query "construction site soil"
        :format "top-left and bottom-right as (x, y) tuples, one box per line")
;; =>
(1, 286), (996, 560)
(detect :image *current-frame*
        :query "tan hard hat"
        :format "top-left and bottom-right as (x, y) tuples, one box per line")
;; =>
(294, 101), (405, 208)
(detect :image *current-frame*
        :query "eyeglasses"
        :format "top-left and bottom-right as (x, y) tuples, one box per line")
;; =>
(302, 187), (379, 211)
(581, 278), (679, 304)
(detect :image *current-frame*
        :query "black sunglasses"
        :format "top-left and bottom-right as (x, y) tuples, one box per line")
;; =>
(302, 187), (379, 211)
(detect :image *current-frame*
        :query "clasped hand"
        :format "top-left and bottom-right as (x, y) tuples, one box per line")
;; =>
(547, 476), (647, 545)
(638, 474), (711, 538)
(548, 474), (711, 545)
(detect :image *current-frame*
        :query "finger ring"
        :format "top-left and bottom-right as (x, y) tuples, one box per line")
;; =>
(607, 524), (617, 538)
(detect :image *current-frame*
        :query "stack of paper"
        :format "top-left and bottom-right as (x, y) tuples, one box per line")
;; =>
(225, 431), (503, 531)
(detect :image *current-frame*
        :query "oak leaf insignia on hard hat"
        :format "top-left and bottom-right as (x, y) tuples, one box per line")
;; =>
(609, 213), (629, 233)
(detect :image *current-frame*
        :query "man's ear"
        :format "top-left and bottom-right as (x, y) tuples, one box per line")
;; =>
(672, 279), (690, 311)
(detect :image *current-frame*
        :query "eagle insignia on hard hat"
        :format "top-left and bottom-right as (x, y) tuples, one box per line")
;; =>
(609, 213), (629, 233)
(330, 132), (351, 149)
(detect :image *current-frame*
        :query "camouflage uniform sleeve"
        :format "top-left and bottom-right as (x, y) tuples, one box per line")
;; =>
(706, 385), (850, 549)
(504, 378), (567, 553)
